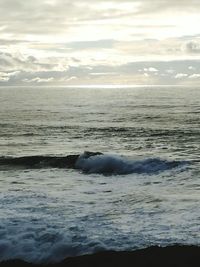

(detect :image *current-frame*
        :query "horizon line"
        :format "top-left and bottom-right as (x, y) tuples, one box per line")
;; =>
(0, 84), (199, 88)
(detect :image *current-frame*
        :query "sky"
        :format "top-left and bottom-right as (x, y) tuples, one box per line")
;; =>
(0, 0), (200, 86)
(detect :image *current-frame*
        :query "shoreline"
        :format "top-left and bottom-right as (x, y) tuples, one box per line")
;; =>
(0, 245), (199, 267)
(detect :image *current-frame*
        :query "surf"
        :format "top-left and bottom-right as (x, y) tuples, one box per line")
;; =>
(0, 151), (187, 175)
(75, 152), (187, 175)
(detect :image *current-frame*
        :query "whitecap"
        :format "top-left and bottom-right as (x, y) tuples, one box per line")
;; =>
(75, 152), (187, 175)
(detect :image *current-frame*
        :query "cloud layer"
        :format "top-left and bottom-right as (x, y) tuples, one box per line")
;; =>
(1, 0), (200, 85)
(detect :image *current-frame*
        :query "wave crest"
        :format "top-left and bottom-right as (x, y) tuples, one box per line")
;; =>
(0, 152), (187, 175)
(75, 152), (186, 175)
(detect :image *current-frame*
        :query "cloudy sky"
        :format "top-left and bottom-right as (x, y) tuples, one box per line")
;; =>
(1, 0), (200, 86)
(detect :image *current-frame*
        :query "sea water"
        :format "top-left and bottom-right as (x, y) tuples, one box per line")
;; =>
(0, 86), (199, 263)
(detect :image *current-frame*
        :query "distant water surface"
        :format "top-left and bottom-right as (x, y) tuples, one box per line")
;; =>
(0, 86), (199, 263)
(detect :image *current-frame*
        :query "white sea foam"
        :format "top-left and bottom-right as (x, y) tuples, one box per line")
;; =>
(0, 224), (110, 263)
(75, 152), (185, 175)
(0, 158), (197, 264)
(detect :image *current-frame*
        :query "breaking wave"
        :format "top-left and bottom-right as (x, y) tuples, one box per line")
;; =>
(0, 152), (187, 175)
(75, 153), (187, 175)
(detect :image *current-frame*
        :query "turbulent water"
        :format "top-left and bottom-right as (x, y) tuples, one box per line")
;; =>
(0, 86), (199, 263)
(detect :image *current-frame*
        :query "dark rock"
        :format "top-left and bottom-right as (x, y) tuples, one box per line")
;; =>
(0, 246), (199, 267)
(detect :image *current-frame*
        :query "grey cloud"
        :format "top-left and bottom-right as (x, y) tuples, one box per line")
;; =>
(0, 0), (122, 35)
(184, 41), (200, 53)
(0, 52), (25, 69)
(122, 60), (200, 73)
(136, 0), (200, 14)
(0, 64), (95, 85)
(71, 57), (81, 63)
(85, 59), (200, 85)
(0, 51), (64, 72)
(1, 0), (199, 37)
(0, 1), (84, 35)
(0, 70), (61, 85)
(2, 58), (200, 85)
(0, 39), (29, 45)
(0, 70), (21, 83)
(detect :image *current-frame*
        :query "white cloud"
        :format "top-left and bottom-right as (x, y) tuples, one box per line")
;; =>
(175, 73), (188, 79)
(188, 66), (195, 70)
(188, 73), (200, 79)
(90, 72), (118, 76)
(23, 77), (54, 83)
(63, 76), (77, 81)
(144, 67), (158, 72)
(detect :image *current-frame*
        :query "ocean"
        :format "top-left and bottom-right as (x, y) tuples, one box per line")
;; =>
(0, 86), (199, 263)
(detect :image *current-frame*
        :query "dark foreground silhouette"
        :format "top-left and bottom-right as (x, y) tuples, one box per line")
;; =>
(0, 246), (199, 267)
